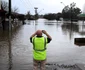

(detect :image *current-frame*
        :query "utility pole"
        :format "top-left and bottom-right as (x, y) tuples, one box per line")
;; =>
(8, 0), (12, 70)
(0, 0), (1, 10)
(9, 0), (12, 31)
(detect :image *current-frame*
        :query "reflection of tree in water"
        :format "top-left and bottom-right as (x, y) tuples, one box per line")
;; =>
(79, 24), (85, 36)
(61, 23), (79, 33)
(61, 23), (79, 39)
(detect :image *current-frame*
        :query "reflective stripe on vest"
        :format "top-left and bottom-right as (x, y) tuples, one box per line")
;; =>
(33, 37), (46, 51)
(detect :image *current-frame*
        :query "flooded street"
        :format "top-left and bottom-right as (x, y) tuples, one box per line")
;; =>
(0, 19), (85, 70)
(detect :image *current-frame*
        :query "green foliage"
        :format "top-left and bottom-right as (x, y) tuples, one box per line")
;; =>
(62, 2), (81, 21)
(43, 13), (62, 20)
(43, 13), (56, 20)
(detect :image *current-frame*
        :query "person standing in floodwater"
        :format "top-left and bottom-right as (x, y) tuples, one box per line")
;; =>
(30, 30), (52, 70)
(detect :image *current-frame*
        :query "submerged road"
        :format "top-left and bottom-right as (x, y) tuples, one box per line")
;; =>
(0, 19), (85, 70)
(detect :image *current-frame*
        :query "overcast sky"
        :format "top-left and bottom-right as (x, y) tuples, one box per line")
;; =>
(4, 0), (85, 15)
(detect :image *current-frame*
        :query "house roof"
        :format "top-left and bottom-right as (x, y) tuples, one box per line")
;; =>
(77, 14), (85, 17)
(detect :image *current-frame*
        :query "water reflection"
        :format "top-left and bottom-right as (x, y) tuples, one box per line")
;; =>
(8, 30), (12, 70)
(44, 19), (57, 25)
(0, 19), (85, 70)
(79, 25), (85, 36)
(61, 23), (79, 39)
(61, 23), (79, 33)
(0, 30), (10, 70)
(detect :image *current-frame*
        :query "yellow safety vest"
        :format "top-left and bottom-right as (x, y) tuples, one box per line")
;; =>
(32, 37), (47, 60)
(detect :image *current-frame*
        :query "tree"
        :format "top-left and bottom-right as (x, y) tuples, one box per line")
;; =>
(12, 7), (19, 13)
(1, 1), (8, 11)
(25, 11), (32, 20)
(1, 0), (20, 30)
(43, 13), (56, 20)
(1, 1), (19, 13)
(55, 12), (62, 21)
(62, 2), (81, 21)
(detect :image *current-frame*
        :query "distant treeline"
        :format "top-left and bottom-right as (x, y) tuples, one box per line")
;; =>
(43, 13), (62, 20)
(1, 1), (84, 21)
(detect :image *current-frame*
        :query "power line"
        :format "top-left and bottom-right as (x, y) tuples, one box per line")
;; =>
(21, 0), (34, 9)
(26, 0), (34, 9)
(23, 0), (35, 14)
(23, 0), (34, 13)
(19, 0), (30, 9)
(18, 0), (33, 14)
(23, 0), (31, 8)
(15, 0), (28, 11)
(20, 0), (35, 12)
(12, 0), (35, 14)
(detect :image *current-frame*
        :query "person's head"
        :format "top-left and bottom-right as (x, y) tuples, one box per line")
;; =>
(36, 30), (42, 36)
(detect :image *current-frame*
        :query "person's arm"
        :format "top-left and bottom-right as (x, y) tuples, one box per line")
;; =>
(30, 31), (37, 38)
(42, 30), (52, 40)
(30, 31), (37, 43)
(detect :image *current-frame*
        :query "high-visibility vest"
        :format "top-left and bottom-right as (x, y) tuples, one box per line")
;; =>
(32, 37), (47, 51)
(32, 36), (47, 60)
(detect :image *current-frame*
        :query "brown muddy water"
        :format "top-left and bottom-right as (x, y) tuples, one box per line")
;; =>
(0, 19), (85, 70)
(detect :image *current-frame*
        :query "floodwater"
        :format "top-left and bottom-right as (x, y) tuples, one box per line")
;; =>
(0, 19), (85, 70)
